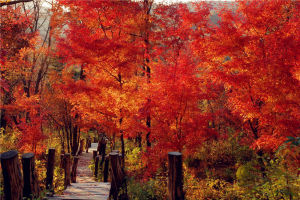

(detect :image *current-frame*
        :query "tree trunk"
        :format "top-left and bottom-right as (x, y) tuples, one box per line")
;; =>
(71, 156), (79, 183)
(97, 136), (107, 167)
(64, 153), (71, 188)
(121, 133), (125, 168)
(0, 0), (33, 7)
(65, 128), (70, 153)
(78, 139), (84, 155)
(146, 116), (151, 147)
(72, 125), (78, 155)
(144, 0), (152, 148)
(136, 132), (142, 148)
(248, 120), (266, 177)
(0, 109), (7, 133)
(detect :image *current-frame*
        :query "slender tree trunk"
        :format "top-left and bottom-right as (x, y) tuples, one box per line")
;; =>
(72, 125), (78, 155)
(112, 132), (116, 150)
(135, 132), (142, 148)
(64, 153), (71, 188)
(248, 119), (266, 177)
(71, 156), (79, 183)
(144, 0), (152, 147)
(121, 132), (125, 168)
(65, 127), (70, 153)
(0, 109), (7, 133)
(62, 129), (65, 153)
(69, 123), (73, 153)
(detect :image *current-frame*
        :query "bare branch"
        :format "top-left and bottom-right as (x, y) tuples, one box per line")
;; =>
(0, 0), (33, 7)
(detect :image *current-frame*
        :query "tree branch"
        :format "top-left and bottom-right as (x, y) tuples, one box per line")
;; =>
(0, 0), (33, 7)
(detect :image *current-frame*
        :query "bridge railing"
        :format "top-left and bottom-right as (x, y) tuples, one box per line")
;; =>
(1, 145), (184, 200)
(0, 147), (80, 200)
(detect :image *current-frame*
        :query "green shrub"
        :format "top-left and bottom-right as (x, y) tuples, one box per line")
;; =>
(127, 177), (167, 200)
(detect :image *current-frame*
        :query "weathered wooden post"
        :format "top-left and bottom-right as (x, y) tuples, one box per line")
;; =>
(112, 150), (119, 154)
(78, 139), (84, 155)
(0, 150), (23, 200)
(46, 148), (55, 191)
(109, 152), (119, 200)
(71, 156), (79, 183)
(93, 150), (97, 160)
(22, 153), (40, 199)
(94, 155), (100, 178)
(86, 138), (89, 153)
(103, 156), (109, 182)
(60, 154), (65, 168)
(97, 136), (107, 167)
(64, 153), (71, 188)
(118, 153), (124, 168)
(109, 151), (127, 199)
(88, 138), (92, 148)
(168, 152), (184, 200)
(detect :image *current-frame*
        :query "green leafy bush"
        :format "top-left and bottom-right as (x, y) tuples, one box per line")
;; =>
(127, 177), (167, 200)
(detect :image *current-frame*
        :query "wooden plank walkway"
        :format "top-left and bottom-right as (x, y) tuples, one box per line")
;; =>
(47, 143), (110, 200)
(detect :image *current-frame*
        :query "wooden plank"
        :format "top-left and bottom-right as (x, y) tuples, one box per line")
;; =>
(47, 195), (109, 200)
(66, 182), (110, 188)
(89, 143), (98, 151)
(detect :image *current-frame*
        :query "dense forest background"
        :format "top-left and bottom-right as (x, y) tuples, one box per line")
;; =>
(0, 0), (299, 199)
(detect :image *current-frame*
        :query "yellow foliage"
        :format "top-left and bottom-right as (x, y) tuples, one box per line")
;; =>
(0, 129), (20, 152)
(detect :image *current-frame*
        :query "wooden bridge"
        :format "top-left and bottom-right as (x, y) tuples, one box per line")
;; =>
(1, 140), (184, 200)
(47, 143), (110, 200)
(0, 142), (111, 200)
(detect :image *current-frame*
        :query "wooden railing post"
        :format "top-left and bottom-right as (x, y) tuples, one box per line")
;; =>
(103, 156), (109, 182)
(94, 155), (100, 178)
(109, 152), (119, 200)
(60, 154), (65, 168)
(109, 151), (127, 199)
(0, 150), (23, 200)
(79, 139), (84, 155)
(22, 153), (40, 199)
(71, 156), (79, 183)
(168, 152), (184, 200)
(112, 150), (119, 154)
(88, 138), (91, 148)
(46, 148), (55, 192)
(64, 153), (71, 188)
(98, 136), (107, 167)
(118, 153), (124, 169)
(86, 138), (89, 153)
(93, 150), (97, 160)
